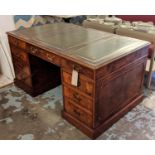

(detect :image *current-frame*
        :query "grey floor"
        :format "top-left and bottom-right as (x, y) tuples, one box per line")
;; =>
(0, 76), (155, 139)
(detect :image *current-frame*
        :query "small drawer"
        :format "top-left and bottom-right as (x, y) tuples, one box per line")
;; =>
(62, 71), (94, 97)
(64, 86), (92, 112)
(27, 44), (61, 66)
(44, 52), (61, 66)
(8, 36), (26, 49)
(61, 59), (94, 79)
(64, 98), (93, 127)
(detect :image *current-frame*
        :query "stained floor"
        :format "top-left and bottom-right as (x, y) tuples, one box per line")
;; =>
(0, 79), (155, 140)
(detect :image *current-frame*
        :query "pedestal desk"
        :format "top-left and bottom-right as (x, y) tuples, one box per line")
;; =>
(7, 23), (149, 139)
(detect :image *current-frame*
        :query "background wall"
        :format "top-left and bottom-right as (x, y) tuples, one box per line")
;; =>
(0, 15), (15, 81)
(0, 15), (86, 82)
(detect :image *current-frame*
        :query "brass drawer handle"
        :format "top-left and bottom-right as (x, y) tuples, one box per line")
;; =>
(73, 93), (81, 102)
(32, 49), (38, 54)
(30, 46), (38, 54)
(47, 54), (55, 61)
(73, 109), (81, 116)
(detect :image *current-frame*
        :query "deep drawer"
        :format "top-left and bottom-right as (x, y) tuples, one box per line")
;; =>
(64, 98), (93, 127)
(64, 86), (93, 112)
(61, 59), (94, 79)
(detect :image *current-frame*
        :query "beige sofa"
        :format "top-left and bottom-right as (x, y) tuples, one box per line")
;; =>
(83, 20), (116, 33)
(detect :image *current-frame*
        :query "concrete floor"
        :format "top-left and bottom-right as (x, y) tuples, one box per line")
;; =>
(0, 81), (155, 140)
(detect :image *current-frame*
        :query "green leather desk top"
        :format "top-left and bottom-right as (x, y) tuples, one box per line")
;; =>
(8, 23), (150, 69)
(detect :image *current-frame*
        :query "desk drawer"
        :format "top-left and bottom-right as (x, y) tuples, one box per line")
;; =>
(62, 59), (94, 79)
(8, 36), (26, 49)
(27, 44), (61, 66)
(44, 52), (61, 66)
(10, 46), (32, 87)
(64, 98), (93, 127)
(64, 86), (93, 112)
(62, 71), (94, 97)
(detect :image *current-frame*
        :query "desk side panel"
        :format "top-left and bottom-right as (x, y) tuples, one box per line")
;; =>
(94, 47), (148, 135)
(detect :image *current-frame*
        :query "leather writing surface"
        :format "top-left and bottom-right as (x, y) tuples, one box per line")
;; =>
(8, 23), (149, 68)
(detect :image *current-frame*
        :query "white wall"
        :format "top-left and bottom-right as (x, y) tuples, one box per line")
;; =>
(0, 15), (15, 80)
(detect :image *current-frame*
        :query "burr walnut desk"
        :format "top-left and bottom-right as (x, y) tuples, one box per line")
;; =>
(7, 23), (149, 139)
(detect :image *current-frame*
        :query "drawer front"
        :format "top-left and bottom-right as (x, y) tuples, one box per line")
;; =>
(27, 44), (61, 66)
(62, 59), (94, 79)
(64, 98), (93, 127)
(10, 46), (32, 87)
(64, 86), (92, 112)
(8, 36), (26, 50)
(62, 71), (94, 97)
